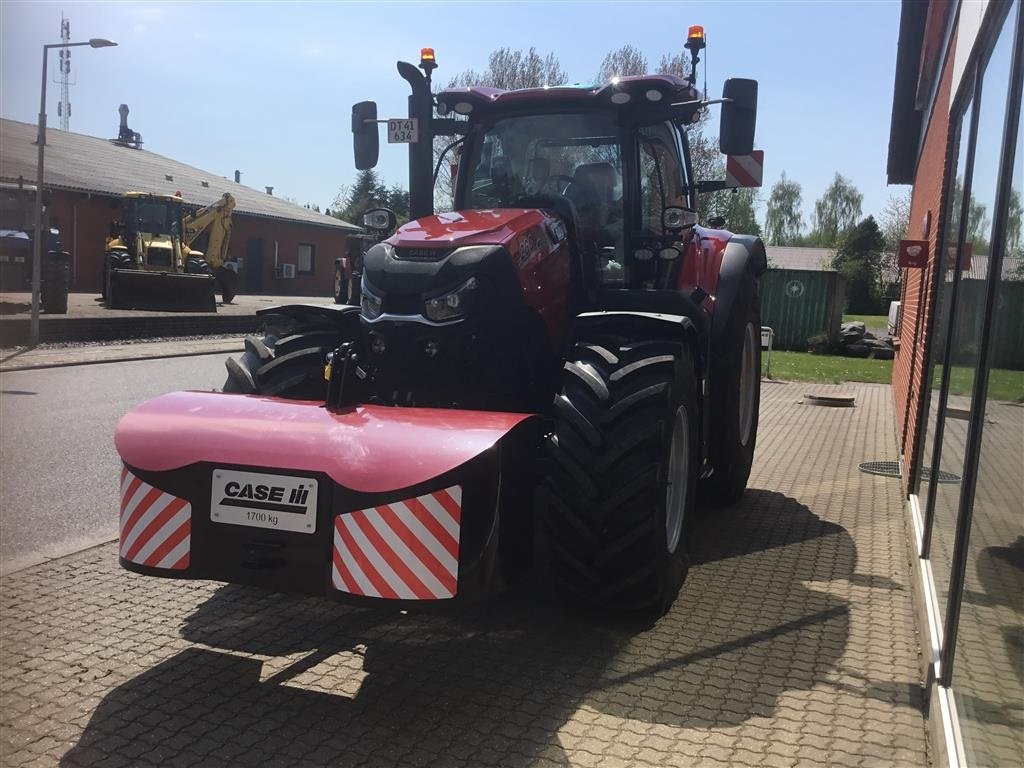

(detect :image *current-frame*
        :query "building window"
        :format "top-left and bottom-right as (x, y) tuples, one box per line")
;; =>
(297, 243), (315, 274)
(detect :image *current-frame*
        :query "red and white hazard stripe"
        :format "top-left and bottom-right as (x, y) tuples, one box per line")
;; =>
(332, 485), (462, 600)
(726, 150), (764, 188)
(119, 466), (191, 570)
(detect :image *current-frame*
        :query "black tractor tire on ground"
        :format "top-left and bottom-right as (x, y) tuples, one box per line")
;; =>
(700, 271), (761, 507)
(334, 263), (360, 306)
(214, 266), (238, 304)
(185, 257), (211, 275)
(41, 259), (70, 314)
(543, 334), (700, 618)
(222, 314), (357, 400)
(100, 252), (124, 300)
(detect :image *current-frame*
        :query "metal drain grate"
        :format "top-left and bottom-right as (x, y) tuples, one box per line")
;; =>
(921, 466), (962, 484)
(859, 460), (901, 477)
(858, 460), (962, 483)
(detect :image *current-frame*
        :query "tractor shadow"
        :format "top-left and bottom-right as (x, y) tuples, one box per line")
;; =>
(62, 490), (910, 766)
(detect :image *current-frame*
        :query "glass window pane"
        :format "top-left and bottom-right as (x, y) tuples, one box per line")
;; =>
(952, 6), (1023, 763)
(919, 91), (972, 583)
(932, 3), (1018, 620)
(298, 244), (314, 273)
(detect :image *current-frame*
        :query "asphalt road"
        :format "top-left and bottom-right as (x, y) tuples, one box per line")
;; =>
(0, 352), (230, 573)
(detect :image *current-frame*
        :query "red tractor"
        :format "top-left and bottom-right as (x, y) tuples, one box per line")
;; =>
(116, 28), (765, 617)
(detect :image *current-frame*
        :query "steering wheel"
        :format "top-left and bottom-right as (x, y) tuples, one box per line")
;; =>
(548, 174), (576, 195)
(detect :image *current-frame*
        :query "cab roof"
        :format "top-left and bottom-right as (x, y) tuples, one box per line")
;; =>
(437, 75), (700, 118)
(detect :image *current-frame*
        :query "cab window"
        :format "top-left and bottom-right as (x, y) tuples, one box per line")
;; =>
(638, 124), (686, 236)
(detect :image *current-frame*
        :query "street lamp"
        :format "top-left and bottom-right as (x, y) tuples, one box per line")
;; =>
(31, 37), (117, 345)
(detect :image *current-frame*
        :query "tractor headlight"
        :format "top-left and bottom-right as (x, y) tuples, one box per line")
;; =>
(360, 280), (383, 320)
(424, 276), (479, 323)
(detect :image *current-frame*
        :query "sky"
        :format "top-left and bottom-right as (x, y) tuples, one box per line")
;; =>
(1, 1), (909, 225)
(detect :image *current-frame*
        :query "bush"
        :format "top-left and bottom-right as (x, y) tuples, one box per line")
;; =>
(807, 333), (833, 355)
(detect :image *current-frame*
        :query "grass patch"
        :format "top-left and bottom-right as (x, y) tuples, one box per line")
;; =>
(842, 314), (889, 329)
(764, 350), (1024, 402)
(763, 351), (892, 385)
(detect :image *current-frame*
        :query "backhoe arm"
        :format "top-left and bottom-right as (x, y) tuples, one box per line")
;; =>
(183, 192), (235, 270)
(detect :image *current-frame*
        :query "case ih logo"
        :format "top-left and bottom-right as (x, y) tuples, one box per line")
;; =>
(220, 481), (311, 513)
(211, 469), (318, 534)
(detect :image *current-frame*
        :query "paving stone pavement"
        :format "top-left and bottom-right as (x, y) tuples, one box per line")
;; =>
(0, 381), (929, 767)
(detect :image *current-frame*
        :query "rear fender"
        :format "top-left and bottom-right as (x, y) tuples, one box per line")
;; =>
(711, 236), (766, 346)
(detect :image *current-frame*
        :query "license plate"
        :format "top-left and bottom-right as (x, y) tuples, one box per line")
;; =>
(210, 469), (317, 534)
(387, 118), (418, 143)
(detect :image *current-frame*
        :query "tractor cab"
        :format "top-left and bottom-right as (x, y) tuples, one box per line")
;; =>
(435, 76), (709, 297)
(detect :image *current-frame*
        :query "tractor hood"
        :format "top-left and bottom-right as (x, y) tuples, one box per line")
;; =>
(389, 209), (540, 248)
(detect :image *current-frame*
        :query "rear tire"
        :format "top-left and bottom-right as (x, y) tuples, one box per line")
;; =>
(700, 272), (761, 506)
(222, 312), (358, 400)
(543, 335), (699, 618)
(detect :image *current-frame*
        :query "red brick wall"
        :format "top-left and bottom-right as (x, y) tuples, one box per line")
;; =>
(43, 191), (350, 297)
(892, 20), (958, 490)
(229, 215), (350, 297)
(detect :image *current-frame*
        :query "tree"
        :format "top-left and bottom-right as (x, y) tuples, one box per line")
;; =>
(596, 45), (648, 83)
(831, 216), (886, 313)
(705, 188), (762, 236)
(764, 173), (804, 245)
(447, 46), (566, 90)
(333, 169), (387, 225)
(809, 174), (863, 247)
(879, 189), (911, 251)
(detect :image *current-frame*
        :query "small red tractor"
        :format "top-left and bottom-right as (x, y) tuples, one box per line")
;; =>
(116, 27), (765, 617)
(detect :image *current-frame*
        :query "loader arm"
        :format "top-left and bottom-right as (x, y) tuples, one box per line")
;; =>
(183, 192), (235, 269)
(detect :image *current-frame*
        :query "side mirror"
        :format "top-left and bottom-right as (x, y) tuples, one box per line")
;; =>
(363, 207), (397, 235)
(352, 101), (379, 171)
(720, 78), (757, 156)
(663, 206), (698, 232)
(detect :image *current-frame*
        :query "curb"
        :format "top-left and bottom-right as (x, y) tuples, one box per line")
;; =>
(0, 314), (261, 346)
(0, 344), (240, 373)
(1, 535), (118, 577)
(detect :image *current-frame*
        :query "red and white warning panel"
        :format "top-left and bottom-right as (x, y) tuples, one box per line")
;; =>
(332, 486), (462, 600)
(119, 467), (191, 570)
(725, 150), (764, 188)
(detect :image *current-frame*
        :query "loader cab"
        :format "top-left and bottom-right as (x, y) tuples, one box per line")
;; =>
(120, 192), (184, 270)
(122, 193), (183, 240)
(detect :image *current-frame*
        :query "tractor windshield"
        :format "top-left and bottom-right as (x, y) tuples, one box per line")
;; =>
(465, 112), (625, 281)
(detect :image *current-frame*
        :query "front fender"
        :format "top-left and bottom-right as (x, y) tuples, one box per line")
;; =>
(711, 235), (766, 345)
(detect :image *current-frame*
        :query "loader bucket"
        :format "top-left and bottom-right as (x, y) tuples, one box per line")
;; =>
(115, 391), (541, 602)
(107, 269), (217, 312)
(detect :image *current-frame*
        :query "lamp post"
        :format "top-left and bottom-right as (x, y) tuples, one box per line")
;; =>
(31, 37), (116, 346)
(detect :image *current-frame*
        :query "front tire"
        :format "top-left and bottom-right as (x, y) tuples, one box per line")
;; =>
(222, 311), (359, 400)
(543, 335), (699, 617)
(700, 272), (761, 506)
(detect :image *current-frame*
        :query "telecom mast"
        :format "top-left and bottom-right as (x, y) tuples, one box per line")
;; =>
(57, 15), (72, 131)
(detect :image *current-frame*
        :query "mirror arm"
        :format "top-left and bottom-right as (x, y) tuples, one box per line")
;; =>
(696, 180), (730, 193)
(671, 96), (733, 108)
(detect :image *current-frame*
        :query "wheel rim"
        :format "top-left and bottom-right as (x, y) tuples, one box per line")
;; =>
(665, 405), (690, 554)
(739, 321), (758, 447)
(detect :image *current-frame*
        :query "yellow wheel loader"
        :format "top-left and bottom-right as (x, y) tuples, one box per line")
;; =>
(102, 191), (239, 311)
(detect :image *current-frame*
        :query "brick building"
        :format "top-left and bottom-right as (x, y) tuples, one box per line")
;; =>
(0, 117), (360, 295)
(887, 1), (1021, 766)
